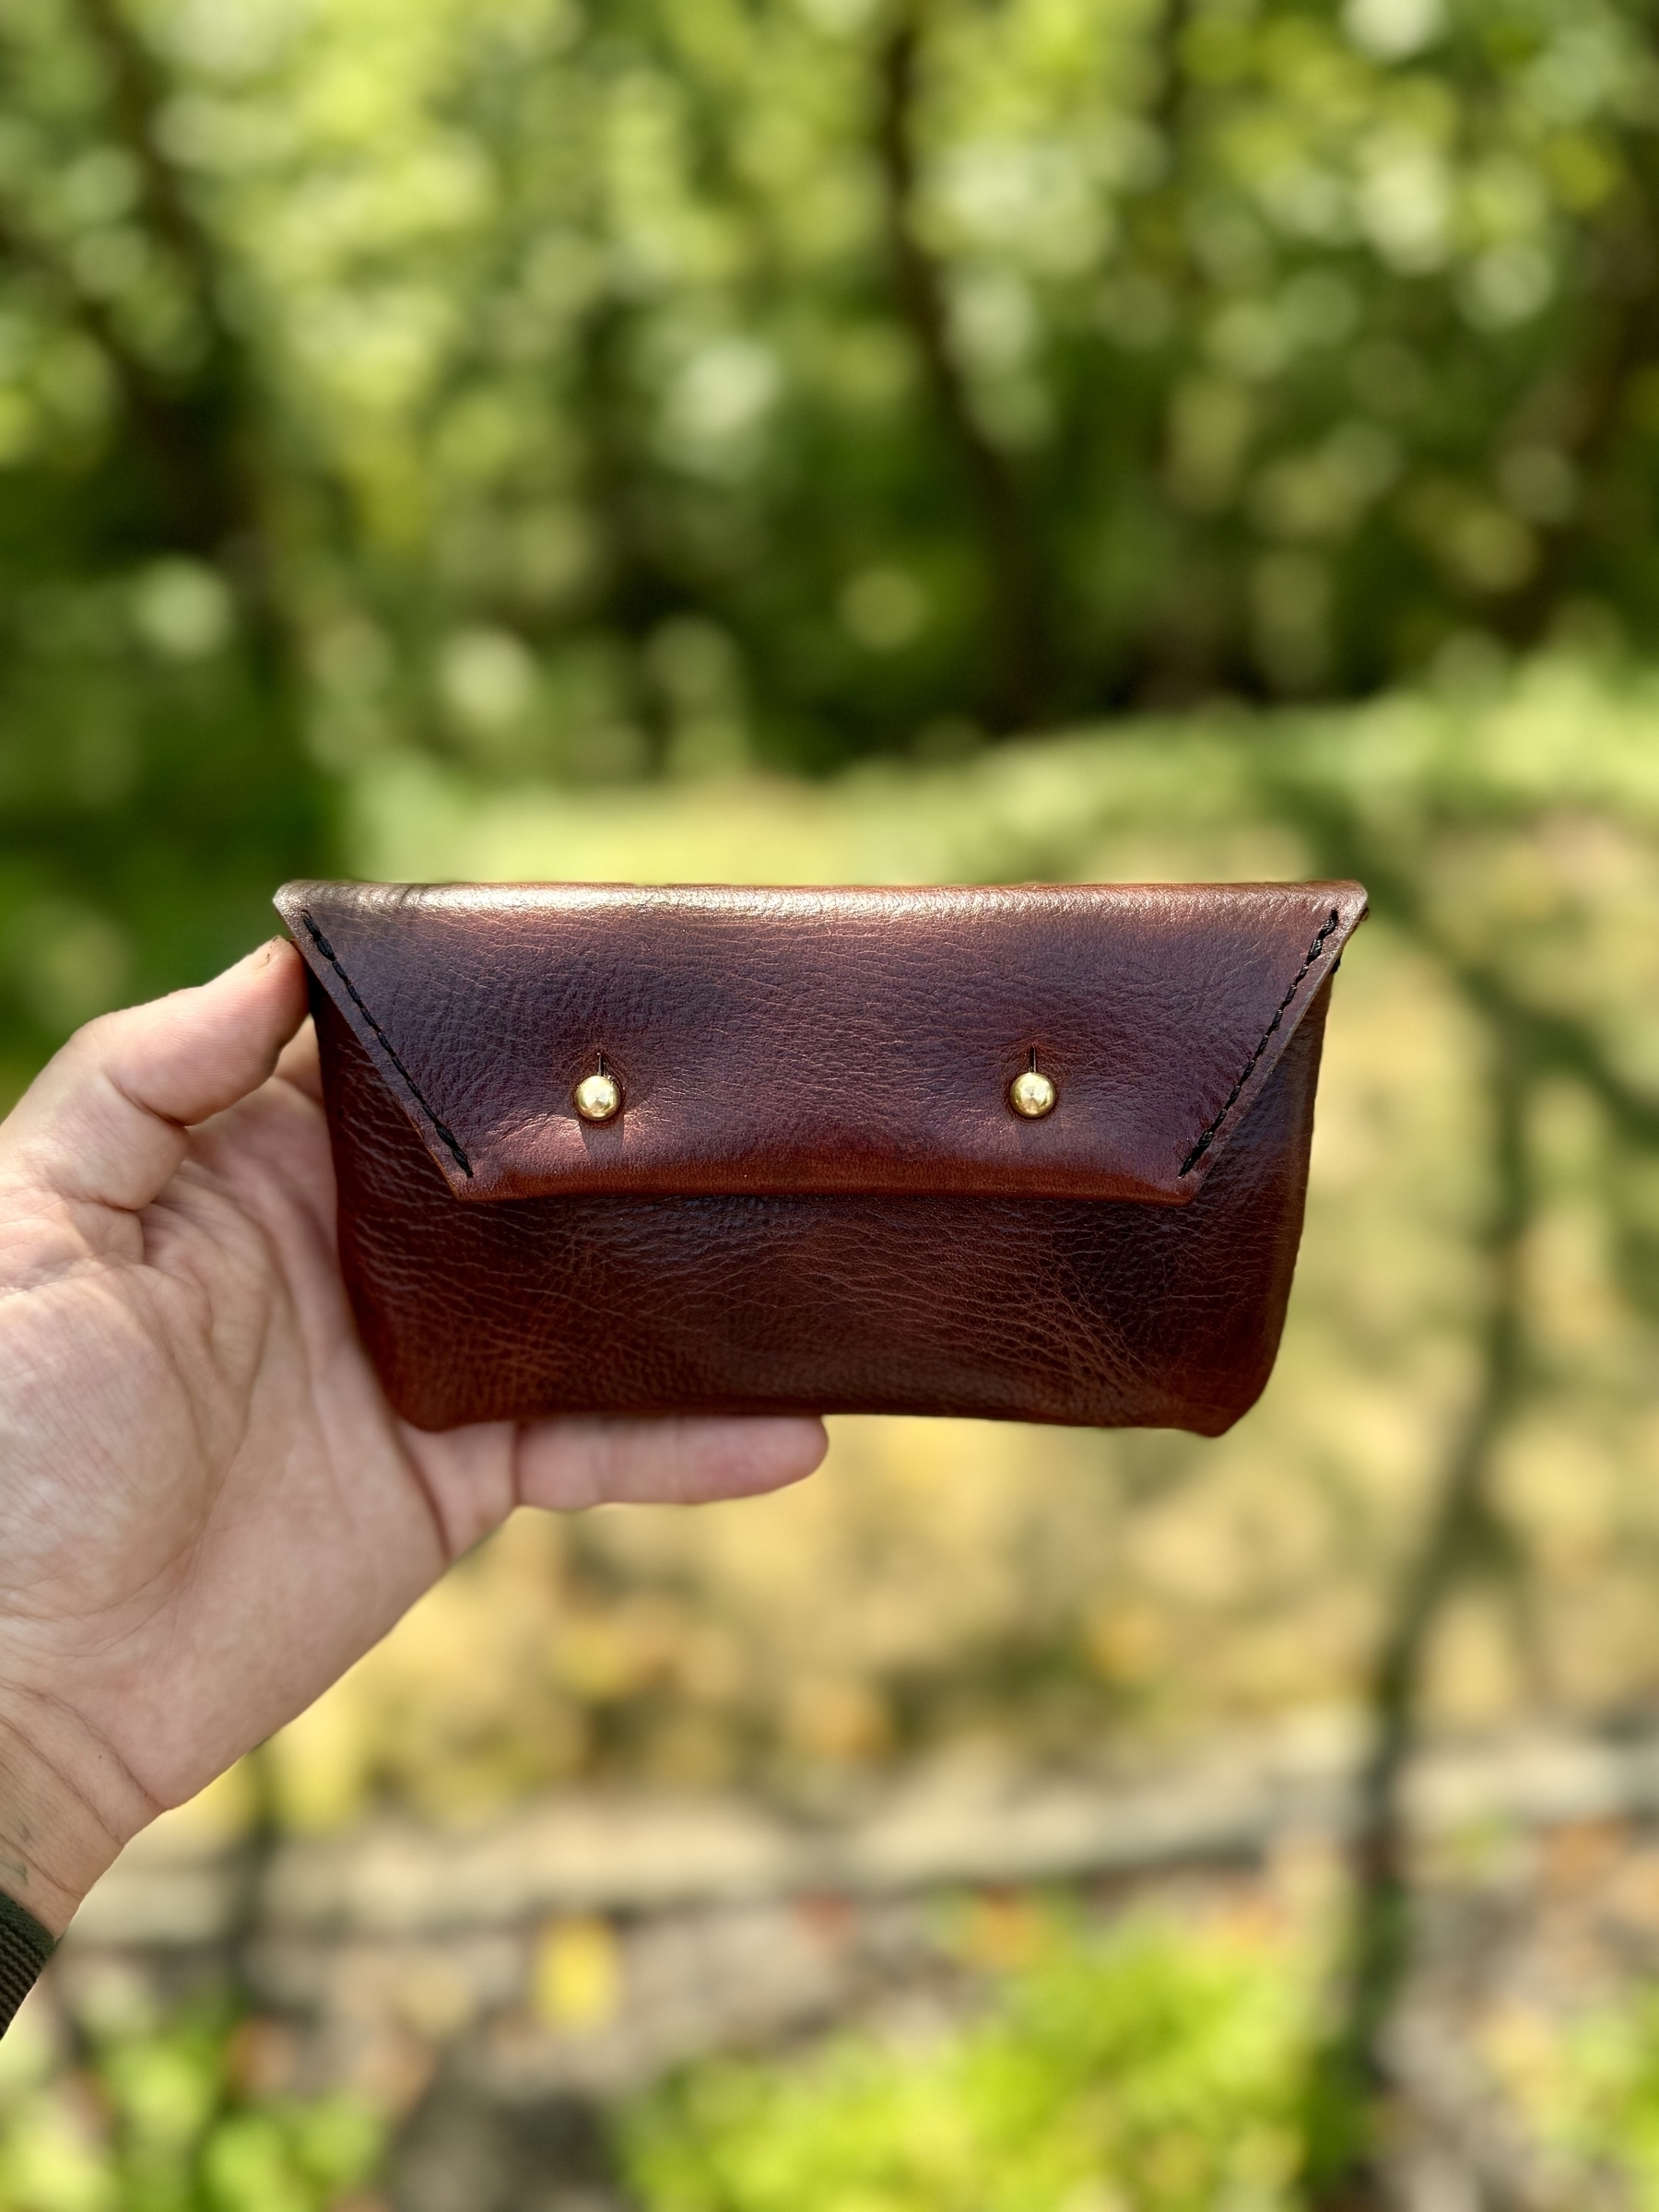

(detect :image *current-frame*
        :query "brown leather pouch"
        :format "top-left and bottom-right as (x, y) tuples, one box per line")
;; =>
(275, 879), (1366, 1435)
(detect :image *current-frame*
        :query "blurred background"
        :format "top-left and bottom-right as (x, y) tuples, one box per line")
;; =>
(2, 0), (1659, 2205)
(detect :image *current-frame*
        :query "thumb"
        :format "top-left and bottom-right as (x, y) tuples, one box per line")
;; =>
(0, 938), (310, 1212)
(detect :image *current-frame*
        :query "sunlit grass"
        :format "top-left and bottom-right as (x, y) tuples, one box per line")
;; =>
(620, 1901), (1659, 2212)
(624, 1912), (1309, 2212)
(0, 1993), (383, 2212)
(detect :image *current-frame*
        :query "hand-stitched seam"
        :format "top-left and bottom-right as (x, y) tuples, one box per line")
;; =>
(299, 912), (474, 1178)
(1179, 907), (1342, 1179)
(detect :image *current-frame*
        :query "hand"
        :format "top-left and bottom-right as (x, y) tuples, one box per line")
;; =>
(0, 942), (826, 1933)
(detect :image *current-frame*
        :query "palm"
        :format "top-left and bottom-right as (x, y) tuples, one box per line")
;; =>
(0, 1059), (474, 1814)
(0, 943), (821, 1929)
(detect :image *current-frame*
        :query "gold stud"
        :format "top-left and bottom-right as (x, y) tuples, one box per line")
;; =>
(574, 1069), (622, 1124)
(1009, 1064), (1057, 1119)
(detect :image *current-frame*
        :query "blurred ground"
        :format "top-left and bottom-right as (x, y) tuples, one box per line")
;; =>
(21, 1720), (1659, 2209)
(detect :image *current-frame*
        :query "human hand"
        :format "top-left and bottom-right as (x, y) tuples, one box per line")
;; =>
(0, 941), (826, 1933)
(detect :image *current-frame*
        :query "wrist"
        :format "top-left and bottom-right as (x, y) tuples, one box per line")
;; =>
(0, 1690), (158, 1937)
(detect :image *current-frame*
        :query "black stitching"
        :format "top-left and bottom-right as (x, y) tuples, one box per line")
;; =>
(299, 912), (473, 1178)
(1179, 908), (1343, 1178)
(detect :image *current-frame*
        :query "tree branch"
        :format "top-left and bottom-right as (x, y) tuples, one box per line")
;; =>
(1299, 1021), (1533, 2210)
(65, 0), (277, 612)
(874, 0), (1044, 731)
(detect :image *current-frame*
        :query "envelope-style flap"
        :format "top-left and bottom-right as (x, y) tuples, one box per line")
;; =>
(275, 880), (1367, 1205)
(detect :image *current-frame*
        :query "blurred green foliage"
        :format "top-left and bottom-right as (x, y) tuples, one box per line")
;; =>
(621, 1903), (1659, 2212)
(624, 1914), (1307, 2212)
(1537, 1989), (1659, 2206)
(6, 0), (1659, 1071)
(0, 1994), (382, 2212)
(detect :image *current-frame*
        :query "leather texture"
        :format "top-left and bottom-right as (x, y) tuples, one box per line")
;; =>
(277, 879), (1366, 1435)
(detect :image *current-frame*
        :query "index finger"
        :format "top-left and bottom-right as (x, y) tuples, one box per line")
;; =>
(0, 940), (310, 1213)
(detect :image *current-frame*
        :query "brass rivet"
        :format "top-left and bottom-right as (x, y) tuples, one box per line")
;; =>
(574, 1071), (622, 1124)
(1009, 1066), (1057, 1119)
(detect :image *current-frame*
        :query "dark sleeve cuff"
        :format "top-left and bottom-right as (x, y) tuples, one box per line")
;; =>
(0, 1889), (55, 2035)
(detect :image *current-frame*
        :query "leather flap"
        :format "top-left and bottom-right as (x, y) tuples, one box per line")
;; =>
(275, 880), (1367, 1205)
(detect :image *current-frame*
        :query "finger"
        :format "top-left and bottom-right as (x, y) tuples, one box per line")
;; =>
(515, 1416), (828, 1512)
(0, 938), (310, 1212)
(275, 1016), (324, 1103)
